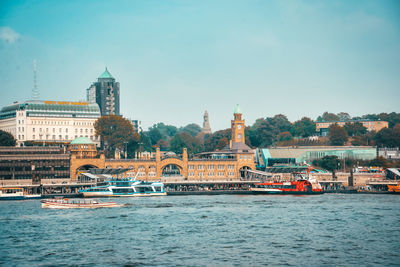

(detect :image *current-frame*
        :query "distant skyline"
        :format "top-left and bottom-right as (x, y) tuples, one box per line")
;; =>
(0, 0), (399, 131)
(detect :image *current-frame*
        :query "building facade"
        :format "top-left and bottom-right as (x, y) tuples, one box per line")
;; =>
(86, 68), (120, 116)
(0, 146), (70, 184)
(378, 148), (400, 159)
(0, 100), (101, 146)
(258, 146), (377, 168)
(316, 120), (388, 136)
(70, 105), (256, 181)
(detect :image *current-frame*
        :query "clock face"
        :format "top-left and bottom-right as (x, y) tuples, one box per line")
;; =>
(237, 125), (242, 129)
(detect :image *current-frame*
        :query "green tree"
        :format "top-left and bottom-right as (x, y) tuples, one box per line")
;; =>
(204, 129), (231, 151)
(179, 123), (202, 137)
(351, 136), (368, 146)
(216, 137), (229, 150)
(328, 124), (348, 145)
(344, 122), (367, 136)
(337, 112), (351, 121)
(367, 156), (390, 168)
(373, 124), (400, 148)
(313, 155), (340, 179)
(148, 127), (163, 146)
(170, 132), (202, 154)
(247, 115), (292, 147)
(292, 117), (316, 137)
(94, 115), (139, 158)
(318, 112), (340, 122)
(0, 130), (16, 146)
(277, 131), (293, 142)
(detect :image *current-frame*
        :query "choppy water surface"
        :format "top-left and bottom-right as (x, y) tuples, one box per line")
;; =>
(1, 194), (399, 266)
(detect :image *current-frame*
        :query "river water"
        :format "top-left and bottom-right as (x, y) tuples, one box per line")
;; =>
(1, 194), (399, 266)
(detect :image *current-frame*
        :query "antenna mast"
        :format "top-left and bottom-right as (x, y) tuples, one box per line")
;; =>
(32, 59), (39, 99)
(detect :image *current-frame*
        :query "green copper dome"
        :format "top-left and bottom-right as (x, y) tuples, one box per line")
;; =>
(70, 137), (93, 145)
(99, 68), (114, 79)
(234, 104), (242, 114)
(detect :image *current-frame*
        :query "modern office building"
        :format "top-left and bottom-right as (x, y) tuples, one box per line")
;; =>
(0, 100), (101, 146)
(86, 68), (120, 116)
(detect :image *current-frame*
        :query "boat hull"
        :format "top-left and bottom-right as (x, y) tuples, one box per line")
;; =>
(250, 188), (324, 195)
(0, 196), (25, 200)
(41, 200), (123, 209)
(82, 192), (167, 198)
(387, 184), (400, 193)
(0, 194), (41, 200)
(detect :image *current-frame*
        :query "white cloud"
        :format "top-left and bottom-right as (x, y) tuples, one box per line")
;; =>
(0, 26), (20, 43)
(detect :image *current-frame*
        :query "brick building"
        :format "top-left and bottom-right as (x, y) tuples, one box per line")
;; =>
(70, 105), (256, 181)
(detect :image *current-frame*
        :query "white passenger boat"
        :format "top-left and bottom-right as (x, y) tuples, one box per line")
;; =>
(0, 187), (41, 200)
(41, 199), (124, 209)
(79, 179), (167, 197)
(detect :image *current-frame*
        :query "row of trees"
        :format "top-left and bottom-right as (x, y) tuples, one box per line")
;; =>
(328, 122), (400, 147)
(90, 112), (400, 157)
(1, 111), (399, 158)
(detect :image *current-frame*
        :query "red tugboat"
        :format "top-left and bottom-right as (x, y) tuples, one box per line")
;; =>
(250, 180), (324, 194)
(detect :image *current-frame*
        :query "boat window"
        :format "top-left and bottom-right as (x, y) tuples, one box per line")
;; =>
(154, 186), (162, 192)
(136, 186), (153, 193)
(112, 188), (134, 193)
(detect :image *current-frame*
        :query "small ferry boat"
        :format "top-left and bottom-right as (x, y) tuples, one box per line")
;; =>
(387, 184), (400, 193)
(79, 179), (167, 197)
(250, 180), (324, 194)
(0, 187), (41, 200)
(41, 199), (124, 209)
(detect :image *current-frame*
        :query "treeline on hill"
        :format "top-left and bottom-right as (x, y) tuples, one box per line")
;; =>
(2, 112), (399, 159)
(133, 111), (400, 156)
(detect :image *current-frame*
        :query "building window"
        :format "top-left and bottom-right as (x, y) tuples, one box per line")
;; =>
(53, 128), (55, 133)
(218, 165), (225, 170)
(33, 135), (35, 139)
(33, 128), (35, 133)
(59, 128), (62, 133)
(66, 128), (68, 133)
(188, 165), (195, 170)
(238, 134), (242, 139)
(65, 135), (68, 139)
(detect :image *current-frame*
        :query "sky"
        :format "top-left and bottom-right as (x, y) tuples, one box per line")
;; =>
(0, 0), (399, 131)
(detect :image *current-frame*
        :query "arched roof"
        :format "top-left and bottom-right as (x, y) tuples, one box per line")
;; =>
(70, 137), (94, 145)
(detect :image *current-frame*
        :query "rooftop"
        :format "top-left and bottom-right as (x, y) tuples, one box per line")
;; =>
(70, 137), (94, 145)
(98, 68), (114, 79)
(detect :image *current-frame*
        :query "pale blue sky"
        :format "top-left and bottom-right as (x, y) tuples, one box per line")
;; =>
(0, 0), (399, 130)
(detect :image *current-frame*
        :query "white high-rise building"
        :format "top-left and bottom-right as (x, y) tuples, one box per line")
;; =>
(0, 100), (101, 146)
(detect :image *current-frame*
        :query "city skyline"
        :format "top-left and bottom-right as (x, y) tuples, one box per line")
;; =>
(1, 0), (399, 131)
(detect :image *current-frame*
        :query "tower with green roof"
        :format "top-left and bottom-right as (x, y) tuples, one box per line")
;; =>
(86, 67), (120, 116)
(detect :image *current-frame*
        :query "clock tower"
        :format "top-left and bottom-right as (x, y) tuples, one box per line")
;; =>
(231, 104), (245, 144)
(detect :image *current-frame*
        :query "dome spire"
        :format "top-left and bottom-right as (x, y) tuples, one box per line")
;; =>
(234, 104), (242, 114)
(98, 67), (114, 79)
